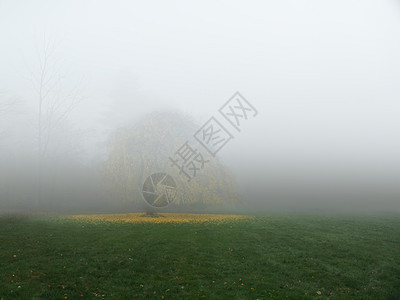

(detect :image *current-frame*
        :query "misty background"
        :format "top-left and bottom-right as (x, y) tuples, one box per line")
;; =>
(1, 0), (400, 213)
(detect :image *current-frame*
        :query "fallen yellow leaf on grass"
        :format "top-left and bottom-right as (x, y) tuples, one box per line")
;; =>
(63, 213), (252, 224)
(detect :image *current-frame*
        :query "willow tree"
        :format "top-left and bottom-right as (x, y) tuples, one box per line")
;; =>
(103, 111), (242, 210)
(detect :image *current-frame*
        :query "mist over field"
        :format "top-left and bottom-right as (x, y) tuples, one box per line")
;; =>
(1, 0), (400, 214)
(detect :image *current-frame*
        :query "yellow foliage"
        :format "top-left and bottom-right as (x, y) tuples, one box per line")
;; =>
(102, 112), (243, 206)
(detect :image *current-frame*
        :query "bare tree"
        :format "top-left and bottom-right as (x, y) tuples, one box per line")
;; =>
(29, 40), (82, 158)
(29, 38), (83, 207)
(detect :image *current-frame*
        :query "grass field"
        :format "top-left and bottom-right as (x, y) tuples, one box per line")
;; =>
(1, 213), (400, 299)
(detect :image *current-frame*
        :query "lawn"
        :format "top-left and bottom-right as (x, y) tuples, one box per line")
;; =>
(0, 213), (399, 299)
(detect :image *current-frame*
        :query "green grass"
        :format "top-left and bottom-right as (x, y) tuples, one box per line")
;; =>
(1, 214), (400, 299)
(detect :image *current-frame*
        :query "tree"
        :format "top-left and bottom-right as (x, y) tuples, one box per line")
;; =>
(103, 111), (242, 211)
(29, 38), (83, 206)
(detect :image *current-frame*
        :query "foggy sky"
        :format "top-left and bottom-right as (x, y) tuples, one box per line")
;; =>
(1, 0), (400, 212)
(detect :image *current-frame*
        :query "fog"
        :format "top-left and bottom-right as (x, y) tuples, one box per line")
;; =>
(1, 0), (400, 213)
